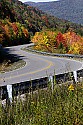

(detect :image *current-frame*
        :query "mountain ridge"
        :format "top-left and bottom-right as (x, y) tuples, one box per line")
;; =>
(26, 0), (83, 25)
(1, 0), (82, 35)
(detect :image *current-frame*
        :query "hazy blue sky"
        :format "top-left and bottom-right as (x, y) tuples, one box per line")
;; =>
(19, 0), (58, 3)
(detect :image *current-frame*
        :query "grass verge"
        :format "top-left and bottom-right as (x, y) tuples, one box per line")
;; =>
(0, 49), (26, 73)
(0, 59), (26, 73)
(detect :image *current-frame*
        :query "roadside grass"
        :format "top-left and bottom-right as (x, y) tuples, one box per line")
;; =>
(0, 81), (83, 125)
(0, 49), (26, 73)
(0, 59), (26, 73)
(0, 46), (83, 124)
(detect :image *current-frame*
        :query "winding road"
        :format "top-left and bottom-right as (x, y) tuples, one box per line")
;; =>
(0, 44), (83, 86)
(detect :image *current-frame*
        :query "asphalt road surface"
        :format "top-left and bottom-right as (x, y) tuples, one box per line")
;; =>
(0, 44), (83, 86)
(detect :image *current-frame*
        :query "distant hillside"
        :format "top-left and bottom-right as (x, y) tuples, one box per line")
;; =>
(0, 0), (82, 33)
(0, 0), (60, 34)
(26, 0), (83, 25)
(0, 0), (61, 36)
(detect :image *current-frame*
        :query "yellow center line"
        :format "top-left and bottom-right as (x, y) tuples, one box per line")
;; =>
(4, 56), (54, 80)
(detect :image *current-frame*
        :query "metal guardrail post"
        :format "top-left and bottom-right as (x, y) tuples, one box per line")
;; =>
(49, 75), (54, 93)
(7, 84), (12, 104)
(73, 71), (78, 83)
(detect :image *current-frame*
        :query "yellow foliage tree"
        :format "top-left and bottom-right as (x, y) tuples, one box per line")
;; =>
(32, 30), (58, 52)
(63, 32), (83, 54)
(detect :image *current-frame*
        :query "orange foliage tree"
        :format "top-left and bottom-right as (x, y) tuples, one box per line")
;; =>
(0, 19), (30, 46)
(63, 32), (83, 54)
(11, 23), (18, 35)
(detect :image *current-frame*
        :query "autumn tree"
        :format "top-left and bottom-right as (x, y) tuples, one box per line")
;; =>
(63, 32), (83, 54)
(0, 20), (30, 46)
(32, 30), (83, 54)
(32, 30), (58, 52)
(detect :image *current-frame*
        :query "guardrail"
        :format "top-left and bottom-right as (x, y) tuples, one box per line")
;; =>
(0, 44), (83, 102)
(26, 44), (83, 80)
(0, 69), (83, 101)
(25, 45), (83, 58)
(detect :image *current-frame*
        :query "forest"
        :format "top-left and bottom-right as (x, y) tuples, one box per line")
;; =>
(0, 19), (30, 46)
(32, 30), (83, 55)
(0, 0), (83, 54)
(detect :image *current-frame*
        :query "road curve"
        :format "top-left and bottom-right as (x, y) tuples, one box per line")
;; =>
(0, 44), (83, 86)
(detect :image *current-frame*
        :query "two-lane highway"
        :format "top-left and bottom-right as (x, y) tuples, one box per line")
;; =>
(0, 44), (83, 86)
